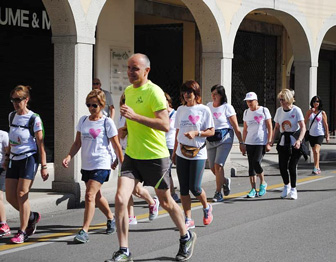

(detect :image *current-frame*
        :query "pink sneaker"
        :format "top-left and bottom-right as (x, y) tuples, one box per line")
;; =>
(149, 196), (159, 221)
(203, 204), (213, 225)
(185, 219), (195, 230)
(0, 223), (11, 237)
(11, 230), (28, 244)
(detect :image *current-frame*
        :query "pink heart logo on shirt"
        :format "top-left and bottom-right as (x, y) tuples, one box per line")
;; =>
(316, 117), (322, 122)
(188, 115), (200, 125)
(291, 115), (295, 118)
(213, 112), (222, 119)
(254, 115), (263, 124)
(89, 128), (101, 139)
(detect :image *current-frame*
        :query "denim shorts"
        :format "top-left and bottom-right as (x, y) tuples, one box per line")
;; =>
(81, 169), (111, 184)
(6, 154), (38, 180)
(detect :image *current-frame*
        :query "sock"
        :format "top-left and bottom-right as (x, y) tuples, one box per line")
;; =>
(180, 231), (191, 242)
(203, 204), (210, 210)
(0, 221), (6, 225)
(120, 247), (129, 256)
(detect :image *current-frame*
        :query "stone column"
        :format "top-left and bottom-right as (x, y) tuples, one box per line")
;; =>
(294, 61), (311, 112)
(52, 36), (94, 206)
(201, 52), (223, 104)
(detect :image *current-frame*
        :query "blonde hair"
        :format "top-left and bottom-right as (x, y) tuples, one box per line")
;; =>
(10, 85), (32, 99)
(86, 89), (106, 108)
(277, 89), (295, 105)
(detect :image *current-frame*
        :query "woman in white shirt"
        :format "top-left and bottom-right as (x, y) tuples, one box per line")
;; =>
(5, 85), (48, 244)
(242, 92), (272, 198)
(304, 96), (329, 175)
(206, 85), (244, 202)
(172, 80), (214, 230)
(270, 89), (306, 200)
(62, 89), (123, 243)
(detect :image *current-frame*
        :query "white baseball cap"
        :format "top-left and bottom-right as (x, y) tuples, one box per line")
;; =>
(244, 92), (258, 101)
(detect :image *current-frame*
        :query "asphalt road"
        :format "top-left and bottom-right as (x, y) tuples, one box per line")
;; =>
(1, 163), (336, 262)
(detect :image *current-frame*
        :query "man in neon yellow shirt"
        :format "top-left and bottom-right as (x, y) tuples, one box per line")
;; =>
(105, 54), (196, 262)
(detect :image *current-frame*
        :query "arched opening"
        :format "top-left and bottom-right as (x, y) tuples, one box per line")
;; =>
(231, 8), (312, 122)
(0, 0), (54, 161)
(317, 26), (336, 134)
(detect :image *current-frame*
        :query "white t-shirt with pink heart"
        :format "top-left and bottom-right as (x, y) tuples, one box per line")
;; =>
(243, 106), (272, 145)
(76, 115), (117, 170)
(174, 104), (214, 160)
(206, 102), (236, 130)
(308, 111), (325, 136)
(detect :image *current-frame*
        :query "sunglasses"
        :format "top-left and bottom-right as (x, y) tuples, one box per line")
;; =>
(86, 103), (99, 108)
(279, 98), (285, 102)
(181, 90), (194, 94)
(11, 97), (26, 103)
(92, 82), (100, 85)
(313, 100), (320, 103)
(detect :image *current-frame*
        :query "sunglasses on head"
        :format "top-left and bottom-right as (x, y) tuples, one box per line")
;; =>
(86, 103), (99, 108)
(11, 97), (26, 103)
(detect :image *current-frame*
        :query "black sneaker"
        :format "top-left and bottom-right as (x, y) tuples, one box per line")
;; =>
(105, 250), (133, 262)
(176, 231), (197, 261)
(26, 212), (41, 236)
(106, 219), (116, 235)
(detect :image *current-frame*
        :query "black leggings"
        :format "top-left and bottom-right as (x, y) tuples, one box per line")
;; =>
(246, 145), (265, 176)
(277, 146), (302, 188)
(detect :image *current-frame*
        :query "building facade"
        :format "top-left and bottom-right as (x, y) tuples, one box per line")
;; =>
(1, 0), (336, 202)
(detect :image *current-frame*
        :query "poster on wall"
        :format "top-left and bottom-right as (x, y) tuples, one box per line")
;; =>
(110, 48), (132, 95)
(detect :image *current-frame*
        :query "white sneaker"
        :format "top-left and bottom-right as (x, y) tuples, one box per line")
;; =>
(290, 188), (298, 200)
(149, 196), (160, 221)
(129, 216), (138, 225)
(281, 185), (291, 198)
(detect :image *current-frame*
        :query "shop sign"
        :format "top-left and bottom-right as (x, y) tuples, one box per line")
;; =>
(0, 7), (50, 30)
(110, 48), (132, 95)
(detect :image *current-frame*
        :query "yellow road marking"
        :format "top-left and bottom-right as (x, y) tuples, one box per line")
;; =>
(0, 175), (326, 252)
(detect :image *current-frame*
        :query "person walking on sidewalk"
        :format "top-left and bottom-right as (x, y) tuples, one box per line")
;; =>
(172, 80), (215, 230)
(5, 85), (49, 244)
(270, 89), (306, 200)
(206, 84), (244, 202)
(92, 78), (115, 119)
(117, 93), (160, 225)
(304, 96), (330, 175)
(164, 92), (180, 202)
(0, 130), (10, 238)
(62, 89), (123, 243)
(241, 92), (273, 198)
(106, 54), (196, 262)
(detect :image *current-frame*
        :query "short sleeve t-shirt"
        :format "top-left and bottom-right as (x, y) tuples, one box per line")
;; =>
(102, 89), (114, 117)
(77, 115), (117, 170)
(243, 106), (272, 145)
(174, 104), (214, 160)
(206, 102), (236, 130)
(0, 130), (9, 165)
(166, 110), (176, 150)
(309, 111), (325, 136)
(274, 105), (304, 146)
(124, 81), (169, 159)
(118, 115), (127, 151)
(9, 111), (43, 160)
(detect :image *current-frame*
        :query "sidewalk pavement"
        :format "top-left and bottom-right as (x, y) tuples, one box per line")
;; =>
(4, 138), (336, 220)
